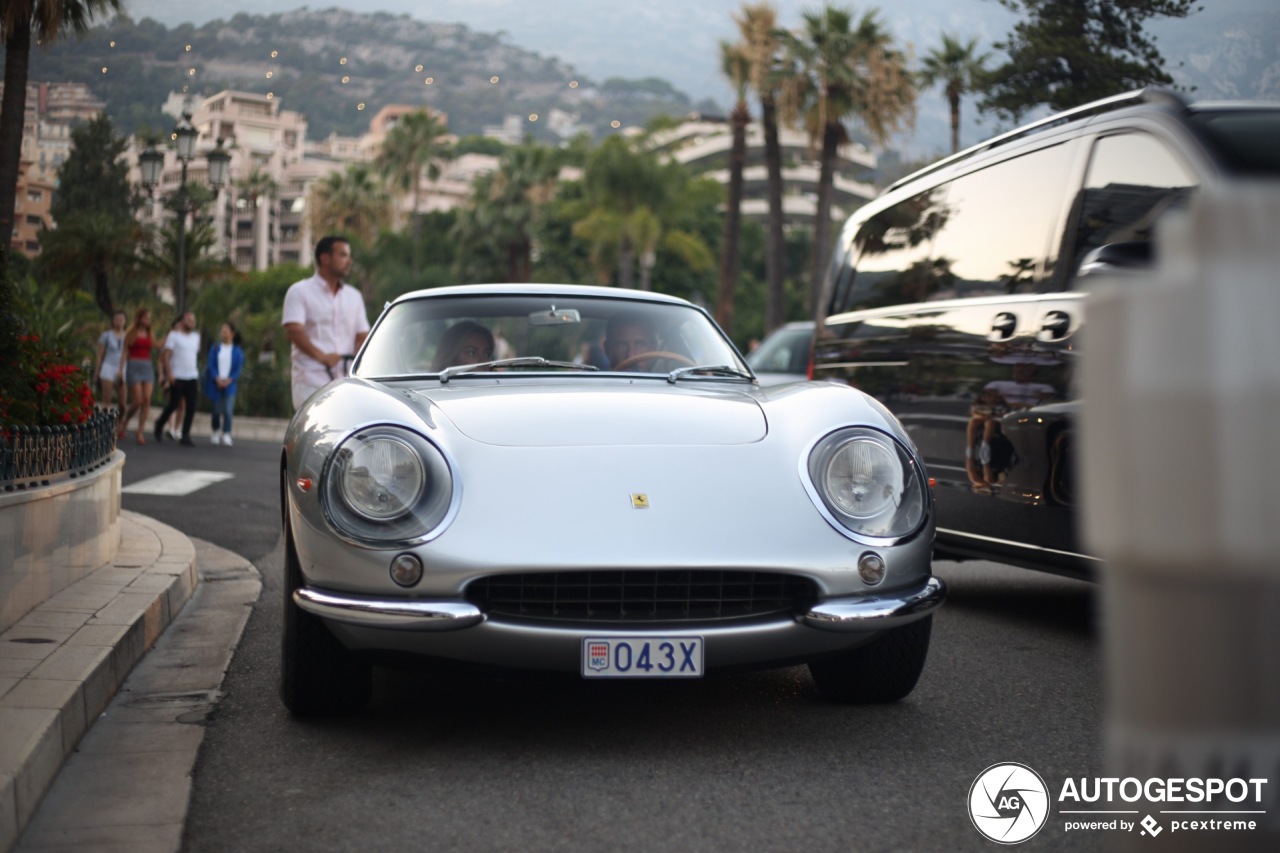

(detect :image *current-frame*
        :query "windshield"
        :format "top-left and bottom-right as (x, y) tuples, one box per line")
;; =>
(1189, 108), (1280, 175)
(355, 293), (748, 379)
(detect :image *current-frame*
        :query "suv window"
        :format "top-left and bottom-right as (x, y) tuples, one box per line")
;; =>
(1189, 109), (1280, 175)
(834, 143), (1075, 314)
(928, 143), (1075, 299)
(838, 186), (946, 313)
(1067, 132), (1197, 275)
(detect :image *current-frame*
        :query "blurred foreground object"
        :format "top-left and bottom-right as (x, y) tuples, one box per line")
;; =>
(1083, 182), (1280, 852)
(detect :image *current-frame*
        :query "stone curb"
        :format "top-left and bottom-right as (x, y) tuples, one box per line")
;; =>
(0, 512), (197, 853)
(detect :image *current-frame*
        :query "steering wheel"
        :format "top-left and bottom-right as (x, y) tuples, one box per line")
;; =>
(611, 351), (695, 372)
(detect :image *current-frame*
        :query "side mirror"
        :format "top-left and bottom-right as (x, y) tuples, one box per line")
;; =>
(1077, 241), (1153, 278)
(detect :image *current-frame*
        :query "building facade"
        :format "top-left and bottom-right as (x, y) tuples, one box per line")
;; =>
(648, 117), (878, 228)
(0, 82), (105, 257)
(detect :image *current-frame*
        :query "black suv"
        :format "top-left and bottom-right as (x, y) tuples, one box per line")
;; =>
(814, 89), (1280, 579)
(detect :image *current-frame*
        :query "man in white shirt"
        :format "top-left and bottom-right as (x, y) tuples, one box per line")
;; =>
(153, 310), (202, 445)
(281, 236), (370, 409)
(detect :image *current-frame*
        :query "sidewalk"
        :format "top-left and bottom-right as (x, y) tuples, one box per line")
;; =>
(0, 513), (200, 852)
(155, 414), (290, 445)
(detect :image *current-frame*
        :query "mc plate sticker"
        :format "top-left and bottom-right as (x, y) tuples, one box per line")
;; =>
(581, 637), (704, 678)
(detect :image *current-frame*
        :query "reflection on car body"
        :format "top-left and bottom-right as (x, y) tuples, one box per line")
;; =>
(281, 284), (943, 715)
(815, 88), (1280, 580)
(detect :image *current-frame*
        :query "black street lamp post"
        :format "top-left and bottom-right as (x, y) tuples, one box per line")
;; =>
(138, 111), (231, 314)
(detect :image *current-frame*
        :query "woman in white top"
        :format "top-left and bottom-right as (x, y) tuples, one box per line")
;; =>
(202, 322), (245, 446)
(94, 309), (127, 414)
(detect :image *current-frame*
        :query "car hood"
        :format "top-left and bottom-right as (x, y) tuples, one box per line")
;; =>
(410, 382), (766, 446)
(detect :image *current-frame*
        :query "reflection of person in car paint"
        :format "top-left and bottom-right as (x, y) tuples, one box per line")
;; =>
(966, 363), (1057, 492)
(432, 321), (495, 371)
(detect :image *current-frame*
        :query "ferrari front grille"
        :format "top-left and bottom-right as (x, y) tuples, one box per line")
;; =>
(465, 569), (817, 624)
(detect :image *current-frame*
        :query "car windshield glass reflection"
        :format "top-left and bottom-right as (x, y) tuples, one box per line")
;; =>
(355, 295), (746, 379)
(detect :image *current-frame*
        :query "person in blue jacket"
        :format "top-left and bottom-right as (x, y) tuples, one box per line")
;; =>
(203, 321), (245, 446)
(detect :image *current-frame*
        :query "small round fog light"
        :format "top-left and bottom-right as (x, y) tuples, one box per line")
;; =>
(858, 552), (886, 586)
(390, 553), (423, 587)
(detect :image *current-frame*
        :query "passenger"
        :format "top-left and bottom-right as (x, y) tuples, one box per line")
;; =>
(603, 311), (658, 370)
(432, 321), (496, 371)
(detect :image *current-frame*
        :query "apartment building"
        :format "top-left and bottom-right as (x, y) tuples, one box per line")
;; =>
(0, 81), (104, 257)
(133, 92), (480, 273)
(648, 117), (878, 228)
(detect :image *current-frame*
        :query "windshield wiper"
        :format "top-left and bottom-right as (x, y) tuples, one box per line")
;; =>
(666, 364), (755, 384)
(439, 357), (598, 383)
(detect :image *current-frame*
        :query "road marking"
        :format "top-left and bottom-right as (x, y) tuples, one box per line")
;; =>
(123, 470), (234, 496)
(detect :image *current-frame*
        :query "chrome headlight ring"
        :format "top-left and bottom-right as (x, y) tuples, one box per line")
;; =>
(322, 424), (457, 546)
(803, 427), (929, 544)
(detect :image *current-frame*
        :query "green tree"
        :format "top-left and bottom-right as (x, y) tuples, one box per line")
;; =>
(716, 38), (751, 335)
(139, 217), (227, 308)
(35, 212), (141, 317)
(0, 0), (124, 383)
(452, 143), (561, 284)
(780, 5), (916, 316)
(376, 109), (453, 275)
(36, 114), (142, 316)
(307, 162), (392, 249)
(736, 2), (788, 333)
(918, 33), (990, 154)
(48, 114), (136, 223)
(979, 0), (1200, 122)
(233, 166), (279, 272)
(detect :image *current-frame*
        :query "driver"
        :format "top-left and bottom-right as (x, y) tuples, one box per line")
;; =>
(432, 321), (496, 371)
(604, 311), (658, 370)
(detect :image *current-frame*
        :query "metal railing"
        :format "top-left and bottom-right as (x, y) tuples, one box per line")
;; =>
(1, 410), (119, 491)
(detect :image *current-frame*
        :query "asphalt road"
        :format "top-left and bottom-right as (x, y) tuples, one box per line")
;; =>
(120, 437), (1102, 852)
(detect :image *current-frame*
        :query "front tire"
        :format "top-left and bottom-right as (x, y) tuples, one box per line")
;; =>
(280, 522), (372, 716)
(808, 615), (933, 703)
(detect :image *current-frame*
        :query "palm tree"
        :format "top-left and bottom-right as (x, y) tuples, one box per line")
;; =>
(574, 135), (658, 289)
(376, 109), (453, 275)
(34, 210), (143, 316)
(0, 0), (124, 328)
(736, 2), (788, 333)
(139, 219), (225, 306)
(780, 5), (915, 318)
(571, 143), (714, 292)
(452, 144), (561, 283)
(716, 39), (751, 334)
(307, 163), (392, 249)
(918, 33), (990, 154)
(234, 167), (279, 271)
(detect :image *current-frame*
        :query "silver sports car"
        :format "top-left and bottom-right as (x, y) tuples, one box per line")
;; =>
(281, 284), (945, 714)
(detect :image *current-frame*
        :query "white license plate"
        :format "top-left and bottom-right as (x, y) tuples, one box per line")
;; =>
(581, 637), (704, 678)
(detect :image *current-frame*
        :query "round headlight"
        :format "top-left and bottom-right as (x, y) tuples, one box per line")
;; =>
(824, 436), (902, 519)
(807, 428), (926, 541)
(339, 436), (425, 520)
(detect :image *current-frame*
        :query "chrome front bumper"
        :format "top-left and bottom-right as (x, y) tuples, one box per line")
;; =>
(294, 576), (946, 633)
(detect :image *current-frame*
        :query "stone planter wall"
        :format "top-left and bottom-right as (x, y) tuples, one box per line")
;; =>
(0, 452), (123, 634)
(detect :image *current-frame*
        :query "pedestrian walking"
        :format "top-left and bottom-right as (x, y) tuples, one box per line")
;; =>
(94, 309), (127, 417)
(281, 235), (369, 410)
(203, 321), (244, 446)
(156, 316), (187, 439)
(153, 310), (201, 445)
(118, 308), (156, 444)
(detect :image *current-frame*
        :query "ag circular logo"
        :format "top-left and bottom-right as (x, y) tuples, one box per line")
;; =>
(968, 762), (1050, 844)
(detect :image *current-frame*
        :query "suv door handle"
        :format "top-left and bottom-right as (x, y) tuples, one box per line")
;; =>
(988, 312), (1017, 341)
(1038, 310), (1071, 341)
